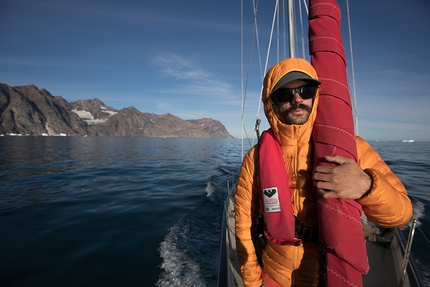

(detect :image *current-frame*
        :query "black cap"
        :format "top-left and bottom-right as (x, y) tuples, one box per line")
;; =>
(272, 71), (321, 93)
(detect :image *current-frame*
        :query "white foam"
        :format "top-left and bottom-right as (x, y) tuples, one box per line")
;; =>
(156, 222), (205, 287)
(205, 181), (215, 198)
(401, 200), (425, 231)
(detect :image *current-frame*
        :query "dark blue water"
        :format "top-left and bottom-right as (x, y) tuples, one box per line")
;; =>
(0, 137), (429, 286)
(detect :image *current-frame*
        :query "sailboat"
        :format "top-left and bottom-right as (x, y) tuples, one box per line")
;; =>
(217, 0), (424, 286)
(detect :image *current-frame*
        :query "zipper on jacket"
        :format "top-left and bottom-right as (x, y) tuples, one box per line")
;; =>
(291, 126), (302, 286)
(294, 126), (300, 178)
(292, 126), (300, 214)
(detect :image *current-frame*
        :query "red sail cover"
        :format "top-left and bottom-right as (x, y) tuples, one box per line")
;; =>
(309, 1), (369, 286)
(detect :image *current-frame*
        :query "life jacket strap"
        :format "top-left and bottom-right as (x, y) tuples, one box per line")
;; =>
(295, 215), (319, 244)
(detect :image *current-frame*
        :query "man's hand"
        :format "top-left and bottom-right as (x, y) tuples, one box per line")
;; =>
(313, 155), (372, 199)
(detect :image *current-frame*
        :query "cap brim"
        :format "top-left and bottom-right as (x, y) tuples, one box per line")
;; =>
(272, 71), (321, 93)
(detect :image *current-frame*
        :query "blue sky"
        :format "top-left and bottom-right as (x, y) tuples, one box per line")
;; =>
(1, 0), (429, 141)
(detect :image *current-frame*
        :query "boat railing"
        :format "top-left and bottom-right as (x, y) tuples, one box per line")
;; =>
(218, 172), (244, 287)
(400, 219), (417, 286)
(397, 219), (426, 287)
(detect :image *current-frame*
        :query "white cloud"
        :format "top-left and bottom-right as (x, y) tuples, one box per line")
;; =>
(156, 102), (171, 111)
(153, 53), (210, 80)
(152, 53), (240, 103)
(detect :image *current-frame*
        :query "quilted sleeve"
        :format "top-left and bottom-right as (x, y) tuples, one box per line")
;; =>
(234, 146), (263, 287)
(356, 137), (413, 227)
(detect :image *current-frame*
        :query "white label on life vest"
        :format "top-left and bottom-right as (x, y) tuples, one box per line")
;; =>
(263, 187), (281, 213)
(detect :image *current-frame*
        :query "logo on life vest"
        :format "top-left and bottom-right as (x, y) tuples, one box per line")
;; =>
(264, 188), (277, 197)
(263, 187), (281, 213)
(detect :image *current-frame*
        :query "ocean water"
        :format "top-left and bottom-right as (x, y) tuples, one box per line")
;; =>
(0, 137), (429, 286)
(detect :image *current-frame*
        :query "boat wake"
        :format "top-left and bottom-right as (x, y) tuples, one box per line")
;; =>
(412, 200), (425, 228)
(399, 200), (425, 231)
(156, 176), (227, 287)
(156, 219), (206, 287)
(406, 200), (430, 285)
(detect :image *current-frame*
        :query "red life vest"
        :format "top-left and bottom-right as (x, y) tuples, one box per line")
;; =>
(259, 129), (301, 246)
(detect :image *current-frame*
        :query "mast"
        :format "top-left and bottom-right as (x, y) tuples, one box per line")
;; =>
(287, 0), (296, 58)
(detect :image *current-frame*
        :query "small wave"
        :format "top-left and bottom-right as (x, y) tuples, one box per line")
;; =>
(204, 175), (230, 207)
(205, 181), (216, 198)
(219, 167), (231, 175)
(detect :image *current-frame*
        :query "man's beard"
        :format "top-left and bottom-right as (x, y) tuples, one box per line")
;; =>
(278, 103), (312, 125)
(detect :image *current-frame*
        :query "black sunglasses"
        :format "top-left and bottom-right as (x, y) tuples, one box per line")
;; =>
(271, 86), (317, 103)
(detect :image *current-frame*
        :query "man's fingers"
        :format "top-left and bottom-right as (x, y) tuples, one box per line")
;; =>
(324, 154), (350, 165)
(313, 179), (333, 191)
(318, 188), (339, 198)
(314, 165), (334, 174)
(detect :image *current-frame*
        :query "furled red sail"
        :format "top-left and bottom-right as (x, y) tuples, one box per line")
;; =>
(308, 0), (369, 286)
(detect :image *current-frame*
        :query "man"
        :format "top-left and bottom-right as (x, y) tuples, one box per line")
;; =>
(234, 58), (412, 287)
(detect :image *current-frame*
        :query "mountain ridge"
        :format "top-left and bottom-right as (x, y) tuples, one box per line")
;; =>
(0, 83), (233, 138)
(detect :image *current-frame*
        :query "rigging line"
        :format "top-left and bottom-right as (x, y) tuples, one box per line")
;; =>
(298, 0), (309, 59)
(241, 0), (260, 148)
(276, 0), (279, 62)
(252, 0), (264, 84)
(241, 0), (265, 147)
(251, 0), (267, 147)
(256, 0), (279, 124)
(253, 0), (265, 146)
(298, 0), (306, 59)
(346, 0), (359, 135)
(282, 1), (287, 59)
(265, 0), (280, 81)
(241, 0), (244, 156)
(302, 0), (309, 14)
(241, 0), (258, 119)
(251, 0), (264, 147)
(243, 124), (252, 147)
(417, 225), (430, 244)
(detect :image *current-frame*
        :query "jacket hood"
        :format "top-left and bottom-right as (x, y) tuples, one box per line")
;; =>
(262, 58), (320, 143)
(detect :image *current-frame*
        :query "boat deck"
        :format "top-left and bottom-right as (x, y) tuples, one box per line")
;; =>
(364, 236), (403, 287)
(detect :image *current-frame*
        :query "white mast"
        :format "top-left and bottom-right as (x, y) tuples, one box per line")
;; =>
(288, 0), (296, 58)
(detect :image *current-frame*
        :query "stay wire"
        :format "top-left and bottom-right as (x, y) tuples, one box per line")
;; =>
(345, 0), (359, 135)
(242, 0), (261, 149)
(255, 0), (279, 131)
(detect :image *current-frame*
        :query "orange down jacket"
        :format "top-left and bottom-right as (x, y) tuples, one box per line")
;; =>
(234, 58), (412, 287)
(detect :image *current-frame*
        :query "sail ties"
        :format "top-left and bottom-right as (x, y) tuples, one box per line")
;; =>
(309, 1), (369, 287)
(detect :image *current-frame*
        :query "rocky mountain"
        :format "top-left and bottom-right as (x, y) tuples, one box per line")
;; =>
(0, 83), (233, 138)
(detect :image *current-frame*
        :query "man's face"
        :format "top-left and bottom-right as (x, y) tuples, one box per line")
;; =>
(273, 80), (315, 125)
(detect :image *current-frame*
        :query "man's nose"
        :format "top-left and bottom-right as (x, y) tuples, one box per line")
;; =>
(292, 92), (303, 103)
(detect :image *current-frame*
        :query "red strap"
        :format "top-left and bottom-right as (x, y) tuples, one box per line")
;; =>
(259, 129), (300, 246)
